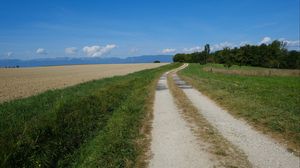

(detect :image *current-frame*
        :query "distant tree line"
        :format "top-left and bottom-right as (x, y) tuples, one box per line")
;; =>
(173, 40), (300, 69)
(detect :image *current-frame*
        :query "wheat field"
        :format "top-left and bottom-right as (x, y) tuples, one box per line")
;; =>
(0, 63), (167, 102)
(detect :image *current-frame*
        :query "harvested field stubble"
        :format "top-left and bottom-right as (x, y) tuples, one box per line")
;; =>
(0, 63), (167, 102)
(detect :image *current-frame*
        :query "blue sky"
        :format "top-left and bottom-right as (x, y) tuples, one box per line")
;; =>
(0, 0), (299, 59)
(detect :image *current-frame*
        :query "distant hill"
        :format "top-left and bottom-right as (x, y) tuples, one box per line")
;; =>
(0, 55), (173, 67)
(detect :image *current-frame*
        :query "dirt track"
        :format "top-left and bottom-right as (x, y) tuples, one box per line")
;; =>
(149, 72), (214, 167)
(149, 64), (299, 168)
(0, 63), (167, 102)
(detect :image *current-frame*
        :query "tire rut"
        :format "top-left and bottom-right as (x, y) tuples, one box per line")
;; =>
(174, 64), (300, 168)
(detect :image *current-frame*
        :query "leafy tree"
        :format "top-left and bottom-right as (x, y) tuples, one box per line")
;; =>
(173, 54), (186, 62)
(283, 50), (300, 69)
(204, 44), (210, 64)
(172, 41), (299, 69)
(222, 47), (234, 68)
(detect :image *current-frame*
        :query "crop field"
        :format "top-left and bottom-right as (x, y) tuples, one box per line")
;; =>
(0, 63), (167, 102)
(179, 63), (300, 154)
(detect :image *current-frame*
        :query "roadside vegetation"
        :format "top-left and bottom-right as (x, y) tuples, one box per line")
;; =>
(179, 63), (300, 154)
(202, 64), (300, 77)
(0, 63), (180, 167)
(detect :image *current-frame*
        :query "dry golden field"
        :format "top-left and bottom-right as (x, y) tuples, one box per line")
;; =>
(0, 63), (168, 102)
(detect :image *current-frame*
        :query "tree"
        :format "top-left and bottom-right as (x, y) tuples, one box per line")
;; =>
(173, 54), (186, 62)
(198, 52), (206, 64)
(212, 50), (224, 63)
(222, 47), (234, 68)
(204, 44), (210, 64)
(283, 50), (300, 69)
(172, 40), (299, 69)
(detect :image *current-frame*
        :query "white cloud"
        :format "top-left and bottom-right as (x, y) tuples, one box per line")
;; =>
(286, 40), (300, 47)
(65, 47), (78, 55)
(183, 46), (203, 53)
(130, 48), (139, 54)
(211, 42), (235, 51)
(281, 39), (300, 48)
(259, 37), (272, 44)
(83, 44), (117, 57)
(36, 48), (47, 55)
(162, 48), (176, 54)
(177, 38), (298, 54)
(183, 43), (233, 53)
(239, 41), (250, 46)
(6, 52), (13, 57)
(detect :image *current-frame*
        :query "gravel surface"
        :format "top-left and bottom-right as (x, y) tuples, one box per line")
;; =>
(177, 73), (300, 168)
(149, 72), (215, 168)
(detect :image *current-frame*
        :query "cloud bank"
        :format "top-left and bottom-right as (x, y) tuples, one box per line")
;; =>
(65, 47), (78, 55)
(6, 52), (13, 57)
(83, 44), (117, 57)
(280, 39), (300, 48)
(162, 48), (176, 54)
(211, 42), (236, 51)
(36, 48), (47, 55)
(130, 48), (139, 54)
(183, 46), (203, 53)
(259, 37), (272, 44)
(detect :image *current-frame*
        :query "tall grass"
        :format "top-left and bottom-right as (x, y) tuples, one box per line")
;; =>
(0, 63), (180, 167)
(179, 63), (300, 153)
(203, 64), (300, 77)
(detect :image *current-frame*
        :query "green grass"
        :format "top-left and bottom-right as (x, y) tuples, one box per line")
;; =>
(0, 63), (180, 167)
(179, 63), (300, 150)
(205, 63), (266, 70)
(203, 63), (300, 77)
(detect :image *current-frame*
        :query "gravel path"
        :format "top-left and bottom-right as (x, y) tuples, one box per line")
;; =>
(149, 71), (214, 168)
(175, 72), (300, 168)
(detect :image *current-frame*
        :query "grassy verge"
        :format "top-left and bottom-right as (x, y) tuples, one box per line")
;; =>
(0, 63), (180, 167)
(203, 63), (300, 77)
(179, 63), (300, 154)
